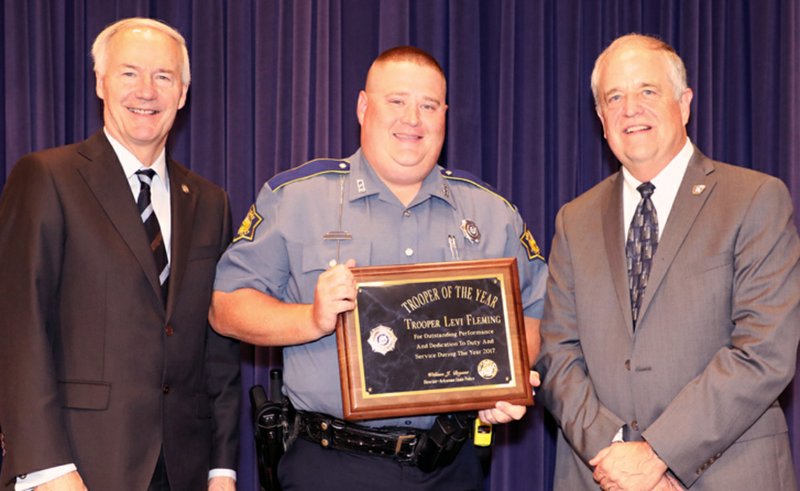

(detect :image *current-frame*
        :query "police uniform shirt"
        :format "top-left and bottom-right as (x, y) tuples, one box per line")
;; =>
(214, 149), (547, 429)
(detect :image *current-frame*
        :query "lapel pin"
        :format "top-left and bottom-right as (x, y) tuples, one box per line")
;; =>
(181, 184), (190, 194)
(691, 184), (706, 195)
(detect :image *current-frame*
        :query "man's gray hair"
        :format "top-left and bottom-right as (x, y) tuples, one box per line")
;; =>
(91, 17), (191, 85)
(591, 33), (687, 106)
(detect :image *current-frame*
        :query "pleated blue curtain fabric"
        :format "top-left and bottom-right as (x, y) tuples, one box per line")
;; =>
(2, 1), (799, 490)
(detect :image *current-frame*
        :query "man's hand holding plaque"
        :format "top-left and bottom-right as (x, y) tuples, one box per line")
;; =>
(311, 259), (357, 337)
(479, 371), (540, 424)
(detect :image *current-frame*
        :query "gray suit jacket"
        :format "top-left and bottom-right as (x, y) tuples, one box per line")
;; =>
(0, 132), (241, 489)
(536, 149), (800, 489)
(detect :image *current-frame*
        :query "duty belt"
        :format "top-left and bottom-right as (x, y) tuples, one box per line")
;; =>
(296, 410), (423, 463)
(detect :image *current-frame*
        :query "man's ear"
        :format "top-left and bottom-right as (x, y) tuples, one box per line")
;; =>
(178, 82), (189, 110)
(596, 105), (607, 138)
(356, 90), (368, 126)
(679, 88), (693, 125)
(95, 72), (106, 101)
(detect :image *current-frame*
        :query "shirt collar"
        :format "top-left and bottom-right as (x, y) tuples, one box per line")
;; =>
(420, 167), (456, 209)
(347, 148), (454, 208)
(104, 127), (168, 185)
(621, 138), (693, 194)
(346, 149), (382, 201)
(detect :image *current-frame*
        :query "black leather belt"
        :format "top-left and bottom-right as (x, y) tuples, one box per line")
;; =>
(296, 410), (424, 463)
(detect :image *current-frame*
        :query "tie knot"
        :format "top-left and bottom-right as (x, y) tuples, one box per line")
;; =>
(136, 168), (157, 187)
(637, 181), (655, 199)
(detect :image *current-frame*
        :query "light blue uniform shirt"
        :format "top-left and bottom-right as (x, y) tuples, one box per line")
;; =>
(215, 149), (547, 429)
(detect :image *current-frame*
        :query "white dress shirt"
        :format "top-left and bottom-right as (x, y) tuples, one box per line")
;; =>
(622, 138), (694, 240)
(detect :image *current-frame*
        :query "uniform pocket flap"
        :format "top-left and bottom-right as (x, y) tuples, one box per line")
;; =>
(301, 240), (371, 273)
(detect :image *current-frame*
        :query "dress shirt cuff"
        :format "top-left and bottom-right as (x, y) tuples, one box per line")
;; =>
(15, 463), (77, 491)
(208, 468), (237, 481)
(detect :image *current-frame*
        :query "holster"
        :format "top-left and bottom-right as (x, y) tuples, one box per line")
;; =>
(414, 413), (473, 472)
(250, 370), (291, 491)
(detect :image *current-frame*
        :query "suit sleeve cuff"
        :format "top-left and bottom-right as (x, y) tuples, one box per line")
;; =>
(15, 463), (77, 491)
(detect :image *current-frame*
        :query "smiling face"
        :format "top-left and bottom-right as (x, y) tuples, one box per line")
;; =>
(595, 41), (693, 181)
(357, 60), (447, 202)
(95, 27), (188, 166)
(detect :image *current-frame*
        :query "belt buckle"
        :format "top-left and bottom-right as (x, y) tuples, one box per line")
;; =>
(394, 434), (417, 459)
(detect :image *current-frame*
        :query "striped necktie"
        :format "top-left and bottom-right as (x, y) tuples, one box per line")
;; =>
(136, 169), (169, 302)
(626, 182), (658, 328)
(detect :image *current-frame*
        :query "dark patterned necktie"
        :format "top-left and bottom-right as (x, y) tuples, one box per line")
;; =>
(136, 169), (169, 301)
(626, 182), (658, 327)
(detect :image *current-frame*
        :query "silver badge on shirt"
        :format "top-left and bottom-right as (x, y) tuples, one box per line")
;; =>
(461, 219), (481, 244)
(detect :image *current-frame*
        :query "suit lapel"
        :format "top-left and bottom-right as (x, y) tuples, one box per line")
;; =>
(165, 160), (198, 319)
(637, 149), (717, 323)
(601, 172), (635, 336)
(75, 132), (163, 302)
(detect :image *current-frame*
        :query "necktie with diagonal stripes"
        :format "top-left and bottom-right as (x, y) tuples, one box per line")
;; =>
(136, 169), (169, 302)
(626, 181), (658, 328)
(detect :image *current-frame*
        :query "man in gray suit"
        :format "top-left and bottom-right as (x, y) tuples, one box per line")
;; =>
(536, 33), (800, 490)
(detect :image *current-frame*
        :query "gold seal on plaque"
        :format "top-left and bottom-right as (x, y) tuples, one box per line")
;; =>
(367, 325), (398, 355)
(477, 359), (499, 380)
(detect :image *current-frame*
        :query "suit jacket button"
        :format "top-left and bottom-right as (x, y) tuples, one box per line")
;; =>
(624, 359), (631, 370)
(162, 385), (171, 394)
(630, 420), (639, 431)
(165, 325), (174, 336)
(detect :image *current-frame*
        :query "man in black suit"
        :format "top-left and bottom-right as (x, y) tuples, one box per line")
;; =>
(0, 18), (240, 490)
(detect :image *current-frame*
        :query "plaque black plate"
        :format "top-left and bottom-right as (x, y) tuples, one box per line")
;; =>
(336, 258), (532, 420)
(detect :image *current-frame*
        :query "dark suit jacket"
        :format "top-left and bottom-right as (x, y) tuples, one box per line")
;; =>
(0, 132), (241, 490)
(536, 149), (800, 489)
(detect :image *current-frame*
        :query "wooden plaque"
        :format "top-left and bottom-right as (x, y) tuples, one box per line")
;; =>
(336, 258), (532, 421)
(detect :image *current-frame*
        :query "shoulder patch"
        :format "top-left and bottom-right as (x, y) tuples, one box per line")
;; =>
(268, 158), (350, 191)
(440, 168), (514, 209)
(520, 224), (544, 262)
(233, 204), (263, 243)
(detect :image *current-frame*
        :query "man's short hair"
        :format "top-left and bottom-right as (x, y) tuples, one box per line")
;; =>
(371, 46), (445, 79)
(590, 33), (687, 106)
(91, 17), (191, 86)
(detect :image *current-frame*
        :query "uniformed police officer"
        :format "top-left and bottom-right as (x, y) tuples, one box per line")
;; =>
(210, 46), (547, 490)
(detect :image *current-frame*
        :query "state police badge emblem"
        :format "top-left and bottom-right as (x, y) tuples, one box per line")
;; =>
(367, 325), (398, 355)
(233, 204), (263, 243)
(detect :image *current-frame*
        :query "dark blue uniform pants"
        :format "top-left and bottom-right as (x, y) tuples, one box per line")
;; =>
(278, 437), (484, 490)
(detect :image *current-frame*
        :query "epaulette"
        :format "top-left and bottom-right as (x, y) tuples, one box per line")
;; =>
(268, 158), (350, 191)
(440, 168), (515, 209)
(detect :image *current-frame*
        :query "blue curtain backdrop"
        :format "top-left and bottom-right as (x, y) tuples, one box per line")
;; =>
(2, 1), (799, 489)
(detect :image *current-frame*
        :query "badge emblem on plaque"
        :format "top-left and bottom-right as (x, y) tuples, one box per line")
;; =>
(368, 325), (398, 355)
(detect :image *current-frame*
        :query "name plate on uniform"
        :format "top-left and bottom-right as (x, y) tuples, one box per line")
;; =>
(336, 258), (532, 421)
